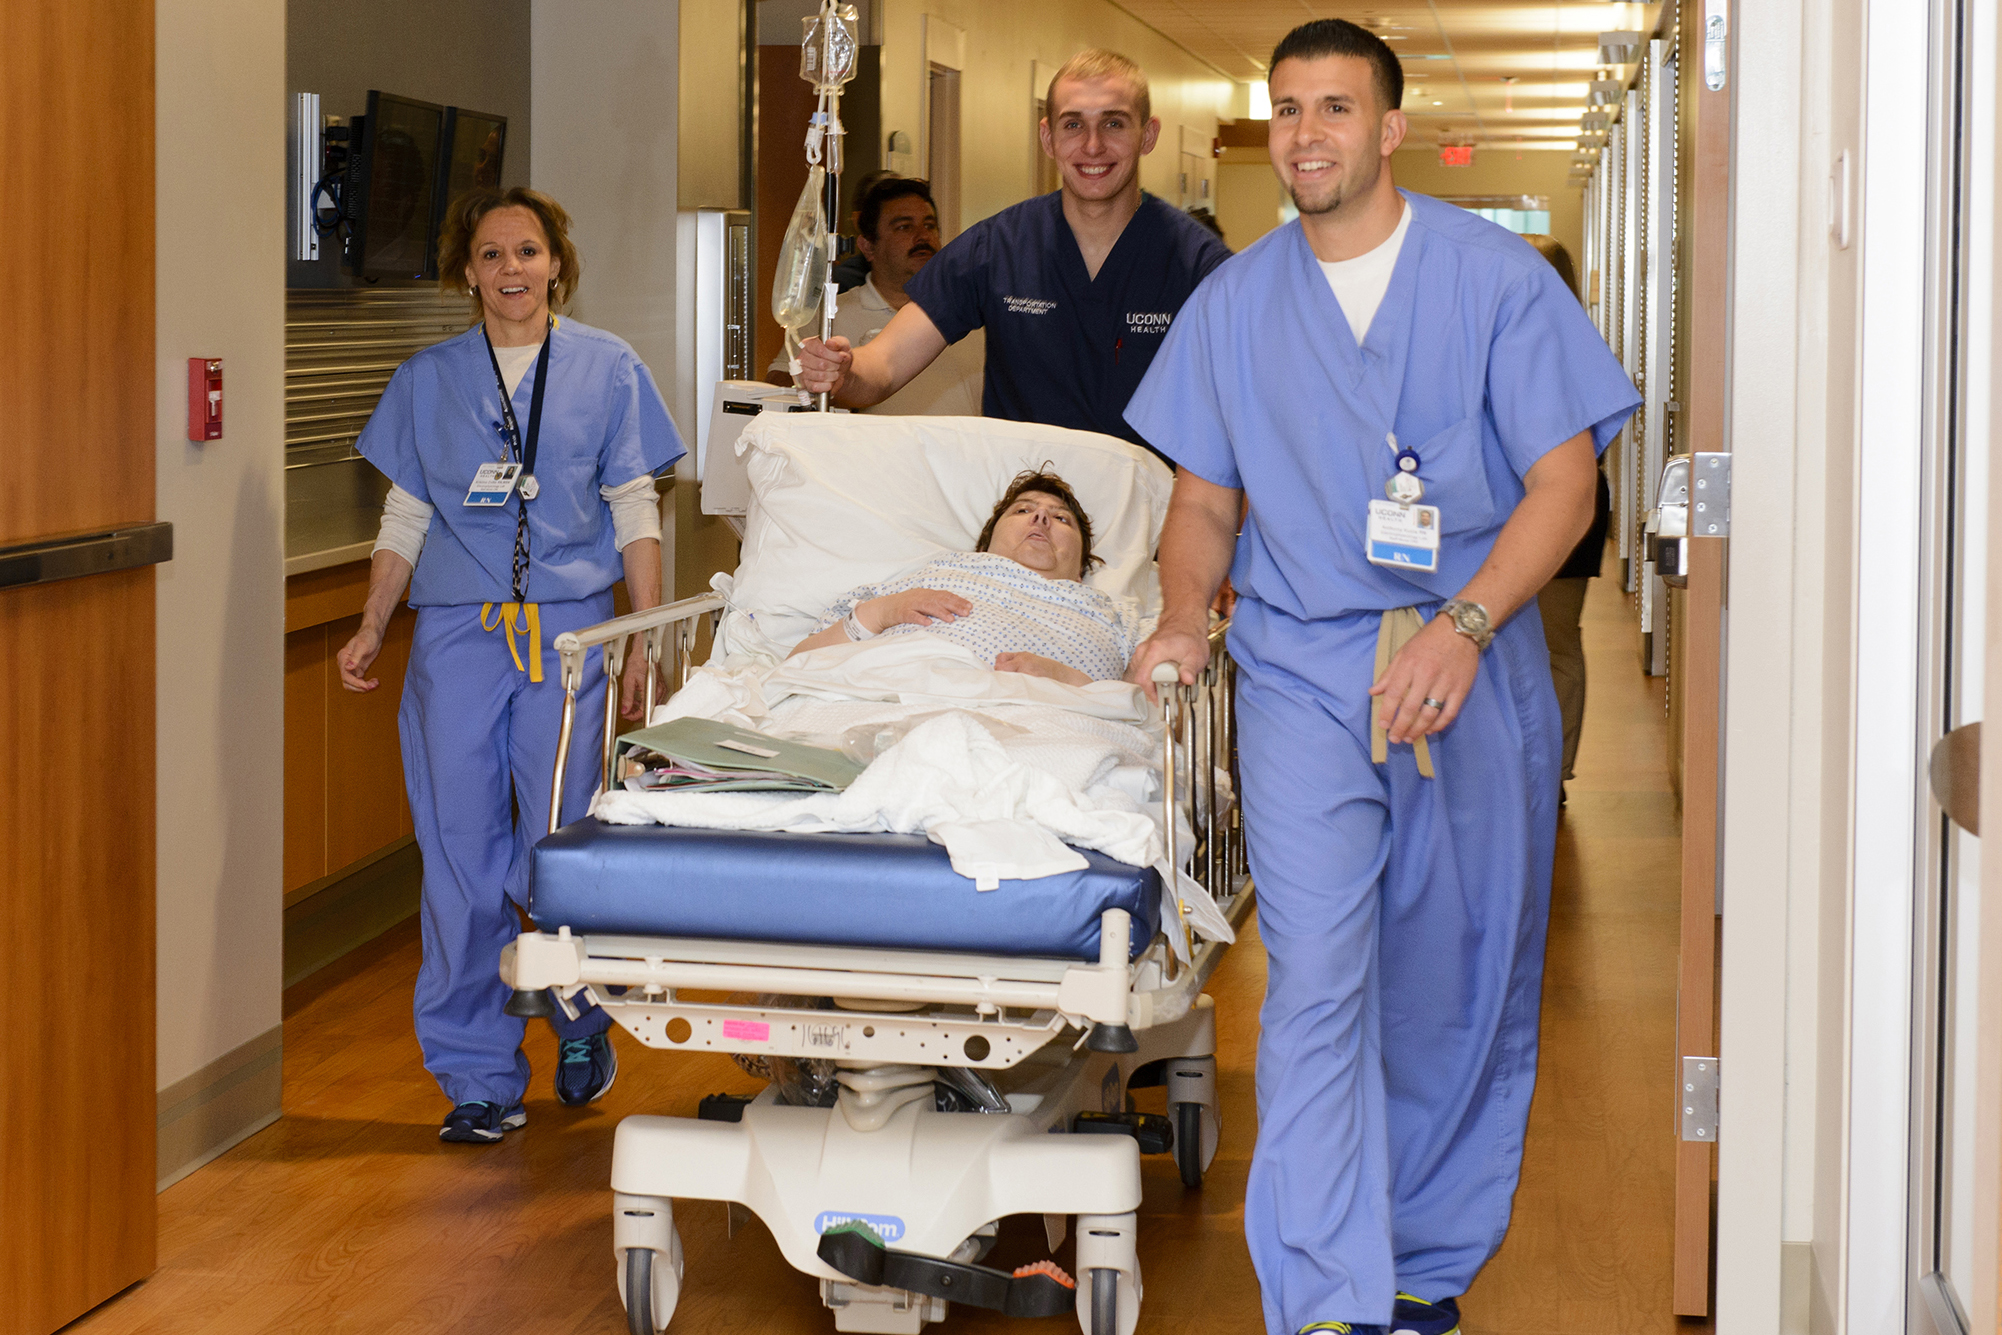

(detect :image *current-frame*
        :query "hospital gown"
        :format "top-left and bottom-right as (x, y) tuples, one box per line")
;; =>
(1125, 191), (1640, 1332)
(809, 551), (1136, 681)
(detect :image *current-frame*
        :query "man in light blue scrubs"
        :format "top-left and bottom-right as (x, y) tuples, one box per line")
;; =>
(1125, 21), (1640, 1335)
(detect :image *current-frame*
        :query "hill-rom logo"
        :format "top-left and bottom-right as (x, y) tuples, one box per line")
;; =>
(1125, 311), (1173, 334)
(815, 1210), (906, 1242)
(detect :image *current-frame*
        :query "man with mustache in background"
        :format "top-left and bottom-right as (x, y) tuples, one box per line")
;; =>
(772, 175), (985, 415)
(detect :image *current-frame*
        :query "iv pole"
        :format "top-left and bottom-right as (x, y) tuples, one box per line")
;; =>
(800, 1), (857, 412)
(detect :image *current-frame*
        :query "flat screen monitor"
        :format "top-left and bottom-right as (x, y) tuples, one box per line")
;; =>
(436, 107), (508, 218)
(345, 90), (446, 279)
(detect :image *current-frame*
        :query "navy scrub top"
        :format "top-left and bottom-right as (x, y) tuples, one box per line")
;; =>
(905, 191), (1231, 454)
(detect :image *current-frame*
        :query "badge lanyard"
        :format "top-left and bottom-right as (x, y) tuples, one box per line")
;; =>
(483, 319), (553, 603)
(1366, 430), (1441, 573)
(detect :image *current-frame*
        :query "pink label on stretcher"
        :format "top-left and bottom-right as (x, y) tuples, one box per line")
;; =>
(723, 1019), (770, 1042)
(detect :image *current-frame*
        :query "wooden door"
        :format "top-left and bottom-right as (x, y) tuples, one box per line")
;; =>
(1672, 1), (1731, 1316)
(0, 3), (161, 1333)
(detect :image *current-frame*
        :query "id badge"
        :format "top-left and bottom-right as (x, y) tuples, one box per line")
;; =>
(1365, 499), (1441, 573)
(465, 462), (521, 506)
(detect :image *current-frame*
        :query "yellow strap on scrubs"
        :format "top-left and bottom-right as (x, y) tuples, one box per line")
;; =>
(480, 601), (544, 682)
(1370, 607), (1435, 779)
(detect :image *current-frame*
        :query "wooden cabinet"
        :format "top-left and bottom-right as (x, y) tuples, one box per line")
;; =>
(284, 561), (416, 897)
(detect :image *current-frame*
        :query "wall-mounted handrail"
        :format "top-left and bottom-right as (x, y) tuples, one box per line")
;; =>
(0, 522), (174, 590)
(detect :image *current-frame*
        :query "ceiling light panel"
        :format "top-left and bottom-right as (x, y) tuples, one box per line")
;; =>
(1098, 0), (1661, 157)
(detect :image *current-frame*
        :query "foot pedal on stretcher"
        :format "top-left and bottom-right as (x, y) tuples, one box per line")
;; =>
(816, 1222), (1076, 1318)
(1070, 1109), (1174, 1154)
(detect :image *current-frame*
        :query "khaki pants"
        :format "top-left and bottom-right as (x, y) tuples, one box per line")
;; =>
(1537, 577), (1590, 781)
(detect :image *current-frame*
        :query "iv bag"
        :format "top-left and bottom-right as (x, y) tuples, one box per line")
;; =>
(799, 4), (859, 92)
(771, 165), (829, 337)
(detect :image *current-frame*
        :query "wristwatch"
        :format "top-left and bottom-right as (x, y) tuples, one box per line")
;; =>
(1437, 598), (1494, 651)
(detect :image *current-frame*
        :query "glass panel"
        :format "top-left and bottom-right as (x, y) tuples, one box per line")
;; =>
(1923, 0), (1984, 1321)
(1462, 206), (1551, 234)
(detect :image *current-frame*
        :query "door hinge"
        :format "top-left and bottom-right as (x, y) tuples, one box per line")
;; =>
(1689, 452), (1730, 536)
(1703, 0), (1729, 91)
(1680, 1056), (1719, 1142)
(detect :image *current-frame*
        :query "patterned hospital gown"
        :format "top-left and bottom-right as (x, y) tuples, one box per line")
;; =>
(810, 551), (1137, 681)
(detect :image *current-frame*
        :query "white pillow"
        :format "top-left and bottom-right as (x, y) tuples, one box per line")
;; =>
(711, 414), (1174, 662)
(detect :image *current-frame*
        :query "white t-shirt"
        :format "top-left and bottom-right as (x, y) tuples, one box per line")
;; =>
(492, 340), (541, 395)
(771, 276), (986, 416)
(1318, 203), (1412, 345)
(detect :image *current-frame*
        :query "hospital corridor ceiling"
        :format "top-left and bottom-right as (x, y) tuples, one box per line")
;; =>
(1108, 0), (1663, 153)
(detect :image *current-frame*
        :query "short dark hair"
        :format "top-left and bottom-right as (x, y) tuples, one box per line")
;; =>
(1269, 19), (1403, 114)
(857, 176), (936, 241)
(975, 469), (1101, 575)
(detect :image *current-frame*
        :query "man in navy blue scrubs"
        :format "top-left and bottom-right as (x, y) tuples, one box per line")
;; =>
(795, 48), (1231, 454)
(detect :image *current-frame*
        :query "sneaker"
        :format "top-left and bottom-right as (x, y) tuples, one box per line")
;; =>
(439, 1100), (527, 1143)
(1300, 1325), (1387, 1334)
(1392, 1293), (1462, 1335)
(555, 1031), (618, 1105)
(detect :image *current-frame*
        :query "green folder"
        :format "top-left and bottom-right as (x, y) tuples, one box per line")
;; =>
(615, 717), (867, 793)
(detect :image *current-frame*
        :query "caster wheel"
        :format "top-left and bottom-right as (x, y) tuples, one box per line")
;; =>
(1074, 1212), (1139, 1335)
(624, 1246), (657, 1335)
(1174, 1102), (1204, 1188)
(1091, 1268), (1119, 1335)
(619, 1233), (683, 1335)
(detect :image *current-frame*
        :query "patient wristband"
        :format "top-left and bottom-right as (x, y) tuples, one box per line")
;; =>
(843, 611), (877, 642)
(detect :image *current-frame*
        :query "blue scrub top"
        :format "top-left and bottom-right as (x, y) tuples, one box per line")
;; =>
(905, 192), (1230, 452)
(1124, 191), (1641, 620)
(358, 317), (685, 607)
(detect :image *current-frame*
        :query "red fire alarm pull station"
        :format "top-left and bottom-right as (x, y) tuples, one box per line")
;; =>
(187, 358), (223, 441)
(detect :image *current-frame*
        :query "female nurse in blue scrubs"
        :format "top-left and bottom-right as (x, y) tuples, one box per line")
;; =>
(337, 188), (684, 1144)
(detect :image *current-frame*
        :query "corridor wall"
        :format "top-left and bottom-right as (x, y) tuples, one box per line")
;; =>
(154, 0), (288, 1187)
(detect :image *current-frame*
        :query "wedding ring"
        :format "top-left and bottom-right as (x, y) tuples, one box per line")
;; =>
(1422, 697), (1448, 710)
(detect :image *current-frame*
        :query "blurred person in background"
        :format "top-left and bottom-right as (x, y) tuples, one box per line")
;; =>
(1523, 233), (1610, 805)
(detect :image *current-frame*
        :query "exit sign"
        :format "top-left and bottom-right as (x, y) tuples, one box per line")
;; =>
(1440, 145), (1474, 166)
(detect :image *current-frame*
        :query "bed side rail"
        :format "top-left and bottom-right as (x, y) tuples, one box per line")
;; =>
(1152, 622), (1248, 950)
(546, 592), (726, 834)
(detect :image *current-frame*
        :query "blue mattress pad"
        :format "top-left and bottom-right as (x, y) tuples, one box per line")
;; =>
(529, 821), (1162, 961)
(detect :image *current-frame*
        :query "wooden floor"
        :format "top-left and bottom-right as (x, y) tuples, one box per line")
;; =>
(73, 573), (1705, 1335)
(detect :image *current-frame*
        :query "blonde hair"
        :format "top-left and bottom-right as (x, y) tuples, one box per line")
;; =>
(437, 187), (583, 324)
(1046, 49), (1151, 124)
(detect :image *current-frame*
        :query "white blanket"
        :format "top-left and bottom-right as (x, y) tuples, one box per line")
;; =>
(590, 634), (1234, 951)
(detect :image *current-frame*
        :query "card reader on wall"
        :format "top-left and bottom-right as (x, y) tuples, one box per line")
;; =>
(700, 379), (844, 516)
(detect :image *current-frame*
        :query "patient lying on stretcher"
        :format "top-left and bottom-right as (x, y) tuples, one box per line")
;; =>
(785, 470), (1133, 685)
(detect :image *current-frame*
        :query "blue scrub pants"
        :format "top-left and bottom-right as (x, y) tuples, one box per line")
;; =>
(1230, 596), (1560, 1333)
(400, 593), (616, 1108)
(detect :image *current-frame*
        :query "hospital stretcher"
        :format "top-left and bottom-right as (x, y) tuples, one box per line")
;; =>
(500, 594), (1251, 1335)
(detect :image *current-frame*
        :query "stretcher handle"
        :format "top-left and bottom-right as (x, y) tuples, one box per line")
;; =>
(551, 591), (726, 655)
(548, 592), (724, 836)
(1150, 661), (1181, 685)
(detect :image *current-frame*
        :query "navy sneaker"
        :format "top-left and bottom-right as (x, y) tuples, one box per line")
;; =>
(1391, 1293), (1461, 1335)
(555, 1031), (618, 1105)
(439, 1100), (527, 1143)
(1299, 1325), (1387, 1334)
